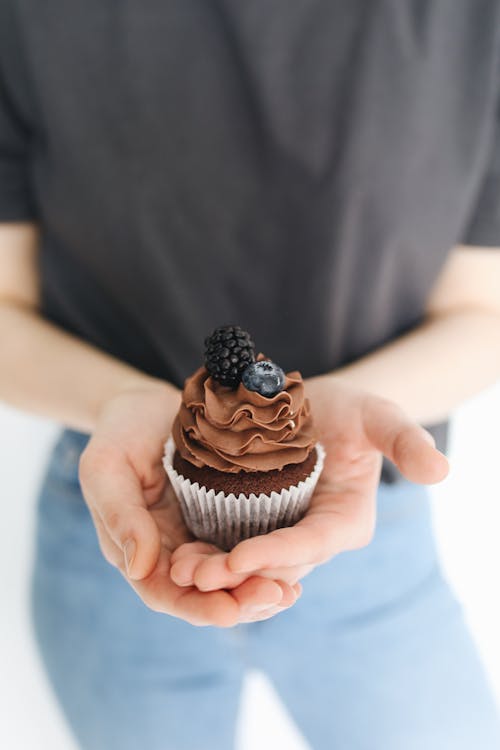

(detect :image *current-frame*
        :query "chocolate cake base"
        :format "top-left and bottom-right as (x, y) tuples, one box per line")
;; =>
(172, 447), (318, 496)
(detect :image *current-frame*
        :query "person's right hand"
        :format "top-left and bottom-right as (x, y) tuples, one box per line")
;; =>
(78, 379), (301, 627)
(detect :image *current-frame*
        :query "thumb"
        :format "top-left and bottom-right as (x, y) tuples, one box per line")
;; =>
(83, 457), (161, 580)
(362, 397), (450, 484)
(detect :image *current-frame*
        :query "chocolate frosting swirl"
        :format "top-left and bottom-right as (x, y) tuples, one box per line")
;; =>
(172, 363), (317, 473)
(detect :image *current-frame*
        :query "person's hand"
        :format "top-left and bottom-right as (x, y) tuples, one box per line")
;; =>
(169, 376), (450, 593)
(78, 379), (301, 627)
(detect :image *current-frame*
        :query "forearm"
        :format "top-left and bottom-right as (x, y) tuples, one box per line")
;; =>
(331, 308), (500, 424)
(0, 301), (175, 432)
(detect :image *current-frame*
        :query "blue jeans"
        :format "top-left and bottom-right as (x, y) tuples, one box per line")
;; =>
(31, 428), (500, 750)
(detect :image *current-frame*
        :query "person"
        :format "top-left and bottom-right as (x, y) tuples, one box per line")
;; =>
(1, 1), (500, 748)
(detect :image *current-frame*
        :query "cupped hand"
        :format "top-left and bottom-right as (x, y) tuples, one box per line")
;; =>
(78, 379), (301, 627)
(169, 376), (450, 593)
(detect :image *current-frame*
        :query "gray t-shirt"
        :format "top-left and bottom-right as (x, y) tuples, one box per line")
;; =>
(1, 1), (500, 481)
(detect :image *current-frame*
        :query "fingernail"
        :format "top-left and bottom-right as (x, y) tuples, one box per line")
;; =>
(123, 539), (136, 576)
(170, 564), (192, 586)
(420, 430), (436, 447)
(244, 602), (278, 617)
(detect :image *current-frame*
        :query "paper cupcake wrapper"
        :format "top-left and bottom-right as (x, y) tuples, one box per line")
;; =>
(162, 437), (326, 551)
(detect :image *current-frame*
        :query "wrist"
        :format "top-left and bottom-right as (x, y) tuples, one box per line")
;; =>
(113, 374), (178, 400)
(91, 371), (180, 431)
(312, 364), (387, 400)
(306, 369), (360, 398)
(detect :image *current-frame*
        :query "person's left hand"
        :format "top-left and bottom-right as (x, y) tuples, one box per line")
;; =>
(169, 375), (450, 594)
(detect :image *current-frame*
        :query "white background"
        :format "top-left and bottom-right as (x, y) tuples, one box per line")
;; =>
(1, 385), (500, 750)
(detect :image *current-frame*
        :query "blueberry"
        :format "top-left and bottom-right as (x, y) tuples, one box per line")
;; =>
(241, 361), (286, 398)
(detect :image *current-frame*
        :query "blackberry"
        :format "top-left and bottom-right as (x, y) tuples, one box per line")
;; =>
(204, 325), (255, 387)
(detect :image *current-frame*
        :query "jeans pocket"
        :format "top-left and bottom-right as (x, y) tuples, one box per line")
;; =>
(36, 435), (95, 543)
(44, 428), (91, 490)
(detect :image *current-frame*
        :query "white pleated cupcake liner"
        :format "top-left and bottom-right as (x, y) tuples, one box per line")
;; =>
(162, 437), (325, 551)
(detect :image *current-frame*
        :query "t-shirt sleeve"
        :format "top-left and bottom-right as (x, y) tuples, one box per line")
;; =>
(461, 108), (500, 247)
(0, 69), (35, 222)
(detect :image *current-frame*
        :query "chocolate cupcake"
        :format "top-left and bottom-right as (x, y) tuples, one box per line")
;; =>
(163, 326), (325, 551)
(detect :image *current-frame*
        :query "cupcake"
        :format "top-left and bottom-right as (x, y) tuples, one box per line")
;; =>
(163, 325), (325, 551)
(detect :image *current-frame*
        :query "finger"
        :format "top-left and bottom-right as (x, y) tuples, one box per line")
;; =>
(227, 492), (372, 573)
(87, 505), (124, 569)
(274, 580), (298, 608)
(248, 564), (314, 585)
(170, 542), (226, 587)
(131, 548), (241, 627)
(134, 553), (301, 627)
(170, 552), (219, 587)
(362, 397), (449, 484)
(170, 541), (221, 566)
(242, 606), (289, 622)
(237, 581), (300, 623)
(174, 587), (241, 628)
(230, 576), (285, 617)
(98, 499), (160, 581)
(142, 464), (168, 506)
(242, 603), (295, 622)
(83, 456), (161, 581)
(193, 553), (248, 591)
(192, 553), (313, 590)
